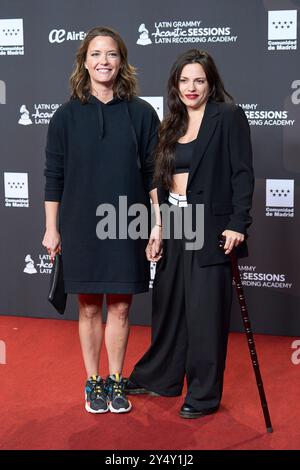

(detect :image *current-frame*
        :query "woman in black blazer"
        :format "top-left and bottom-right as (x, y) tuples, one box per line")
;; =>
(127, 49), (254, 418)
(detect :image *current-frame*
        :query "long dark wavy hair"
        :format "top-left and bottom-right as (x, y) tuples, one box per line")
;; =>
(154, 49), (233, 190)
(70, 26), (137, 103)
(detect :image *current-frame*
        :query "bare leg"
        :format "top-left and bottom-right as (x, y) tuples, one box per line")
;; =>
(105, 294), (132, 375)
(78, 294), (104, 378)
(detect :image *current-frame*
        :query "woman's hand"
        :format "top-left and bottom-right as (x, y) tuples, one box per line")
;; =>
(42, 229), (61, 261)
(145, 225), (163, 262)
(221, 230), (244, 255)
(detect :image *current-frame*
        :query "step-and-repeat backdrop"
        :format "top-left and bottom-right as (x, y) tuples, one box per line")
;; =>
(1, 0), (299, 335)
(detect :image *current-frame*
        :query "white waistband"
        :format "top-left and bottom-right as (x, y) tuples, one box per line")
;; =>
(168, 192), (188, 207)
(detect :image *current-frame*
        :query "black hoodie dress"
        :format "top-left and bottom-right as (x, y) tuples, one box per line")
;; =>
(44, 95), (159, 294)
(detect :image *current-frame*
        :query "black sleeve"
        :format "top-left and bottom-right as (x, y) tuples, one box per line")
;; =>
(140, 107), (160, 193)
(44, 109), (65, 202)
(226, 106), (255, 234)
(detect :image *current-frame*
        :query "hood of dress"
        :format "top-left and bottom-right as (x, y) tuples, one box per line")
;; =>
(86, 95), (124, 140)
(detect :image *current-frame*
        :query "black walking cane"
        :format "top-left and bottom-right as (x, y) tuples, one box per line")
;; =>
(219, 236), (273, 433)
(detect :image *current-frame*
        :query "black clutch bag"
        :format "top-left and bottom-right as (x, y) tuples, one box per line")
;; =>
(48, 253), (67, 315)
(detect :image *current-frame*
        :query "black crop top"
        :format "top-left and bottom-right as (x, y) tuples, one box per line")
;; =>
(174, 139), (196, 174)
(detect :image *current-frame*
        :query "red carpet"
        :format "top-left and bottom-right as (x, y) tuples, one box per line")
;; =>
(0, 316), (299, 450)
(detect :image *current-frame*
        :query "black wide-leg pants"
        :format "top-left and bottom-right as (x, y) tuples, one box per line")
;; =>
(130, 205), (233, 410)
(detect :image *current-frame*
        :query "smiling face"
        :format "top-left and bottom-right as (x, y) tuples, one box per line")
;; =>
(84, 35), (121, 89)
(178, 62), (210, 110)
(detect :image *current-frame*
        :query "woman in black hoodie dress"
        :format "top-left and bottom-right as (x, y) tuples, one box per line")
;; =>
(42, 26), (161, 415)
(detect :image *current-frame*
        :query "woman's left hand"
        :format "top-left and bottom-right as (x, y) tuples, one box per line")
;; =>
(221, 230), (245, 255)
(146, 225), (163, 262)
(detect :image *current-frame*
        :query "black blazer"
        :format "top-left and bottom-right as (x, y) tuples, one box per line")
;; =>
(158, 101), (255, 266)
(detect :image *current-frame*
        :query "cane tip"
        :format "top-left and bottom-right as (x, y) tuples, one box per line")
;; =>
(267, 426), (273, 433)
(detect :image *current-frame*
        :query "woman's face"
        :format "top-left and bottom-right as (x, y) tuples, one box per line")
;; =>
(178, 63), (210, 110)
(84, 35), (121, 88)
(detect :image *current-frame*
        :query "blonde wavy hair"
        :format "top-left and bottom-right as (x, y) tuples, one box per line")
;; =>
(70, 26), (137, 102)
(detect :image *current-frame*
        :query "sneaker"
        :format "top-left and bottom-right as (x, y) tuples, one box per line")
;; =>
(105, 373), (132, 413)
(85, 375), (108, 414)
